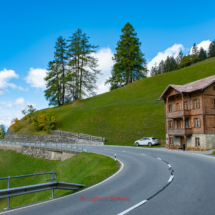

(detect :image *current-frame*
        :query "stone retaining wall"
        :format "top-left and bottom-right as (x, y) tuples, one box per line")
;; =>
(5, 130), (104, 145)
(0, 144), (79, 161)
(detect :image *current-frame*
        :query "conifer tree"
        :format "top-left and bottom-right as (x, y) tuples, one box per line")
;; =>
(208, 39), (215, 58)
(44, 36), (68, 106)
(44, 60), (62, 106)
(106, 23), (146, 90)
(198, 47), (207, 61)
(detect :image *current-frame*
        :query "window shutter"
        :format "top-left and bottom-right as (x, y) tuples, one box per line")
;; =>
(180, 103), (182, 110)
(197, 99), (200, 109)
(198, 118), (201, 128)
(192, 118), (194, 128)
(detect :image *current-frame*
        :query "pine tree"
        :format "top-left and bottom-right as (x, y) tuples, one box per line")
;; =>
(198, 47), (207, 61)
(208, 39), (215, 58)
(191, 43), (198, 56)
(67, 29), (100, 99)
(106, 23), (146, 90)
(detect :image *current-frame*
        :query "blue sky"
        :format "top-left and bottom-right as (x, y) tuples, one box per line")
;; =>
(1, 0), (215, 127)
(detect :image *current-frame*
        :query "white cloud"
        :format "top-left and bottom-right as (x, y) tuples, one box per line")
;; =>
(91, 47), (114, 95)
(25, 68), (47, 89)
(147, 44), (184, 75)
(0, 69), (19, 95)
(189, 40), (211, 54)
(14, 97), (26, 106)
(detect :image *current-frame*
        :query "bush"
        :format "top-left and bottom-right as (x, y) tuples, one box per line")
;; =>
(11, 118), (20, 132)
(186, 146), (204, 151)
(33, 111), (56, 133)
(178, 55), (200, 69)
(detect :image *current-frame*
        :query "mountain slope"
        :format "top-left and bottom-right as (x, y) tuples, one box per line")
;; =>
(15, 57), (215, 146)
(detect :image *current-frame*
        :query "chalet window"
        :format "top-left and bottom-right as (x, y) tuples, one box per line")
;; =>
(178, 120), (181, 128)
(169, 121), (173, 129)
(185, 101), (188, 110)
(194, 99), (198, 109)
(177, 103), (180, 111)
(169, 105), (172, 112)
(195, 138), (200, 147)
(185, 119), (189, 128)
(195, 118), (199, 128)
(169, 137), (173, 145)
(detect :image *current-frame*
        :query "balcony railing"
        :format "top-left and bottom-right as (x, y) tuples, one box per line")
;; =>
(168, 128), (192, 135)
(167, 110), (190, 118)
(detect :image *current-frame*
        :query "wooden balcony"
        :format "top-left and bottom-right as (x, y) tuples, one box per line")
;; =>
(168, 128), (192, 136)
(167, 110), (190, 118)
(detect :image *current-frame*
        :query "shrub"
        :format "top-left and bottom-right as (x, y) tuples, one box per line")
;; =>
(11, 118), (20, 132)
(33, 111), (56, 133)
(178, 55), (200, 69)
(186, 146), (204, 151)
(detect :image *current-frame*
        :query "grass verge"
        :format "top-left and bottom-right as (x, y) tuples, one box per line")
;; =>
(0, 150), (119, 210)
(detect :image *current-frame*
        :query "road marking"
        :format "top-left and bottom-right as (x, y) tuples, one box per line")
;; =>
(141, 154), (145, 155)
(118, 200), (148, 215)
(157, 157), (162, 160)
(167, 175), (174, 183)
(122, 151), (128, 152)
(168, 164), (172, 169)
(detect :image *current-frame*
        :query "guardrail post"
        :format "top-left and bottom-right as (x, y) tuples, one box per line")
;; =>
(51, 172), (54, 199)
(7, 177), (10, 209)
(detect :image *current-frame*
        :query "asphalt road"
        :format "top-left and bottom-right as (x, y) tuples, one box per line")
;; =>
(1, 145), (215, 215)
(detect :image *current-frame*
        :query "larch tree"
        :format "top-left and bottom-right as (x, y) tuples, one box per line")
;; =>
(106, 23), (147, 90)
(67, 29), (100, 100)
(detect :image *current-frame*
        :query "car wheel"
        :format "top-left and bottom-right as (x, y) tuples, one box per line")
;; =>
(135, 142), (139, 146)
(148, 142), (152, 146)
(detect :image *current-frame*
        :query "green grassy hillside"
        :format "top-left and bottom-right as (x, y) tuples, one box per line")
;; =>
(0, 150), (119, 210)
(15, 57), (215, 146)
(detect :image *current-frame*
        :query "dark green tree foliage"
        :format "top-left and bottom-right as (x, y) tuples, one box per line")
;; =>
(150, 56), (178, 76)
(0, 124), (6, 139)
(44, 60), (62, 106)
(191, 43), (198, 56)
(208, 39), (215, 58)
(67, 29), (100, 99)
(54, 37), (68, 104)
(106, 23), (147, 90)
(178, 55), (200, 69)
(198, 47), (207, 61)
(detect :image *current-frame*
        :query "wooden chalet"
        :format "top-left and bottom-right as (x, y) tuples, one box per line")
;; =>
(158, 75), (215, 150)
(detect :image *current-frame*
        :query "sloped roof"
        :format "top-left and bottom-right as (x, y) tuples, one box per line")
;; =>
(158, 75), (215, 100)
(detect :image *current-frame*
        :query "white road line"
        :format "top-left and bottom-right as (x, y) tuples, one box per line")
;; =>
(0, 155), (124, 215)
(141, 154), (145, 155)
(168, 164), (172, 169)
(167, 175), (174, 183)
(157, 157), (162, 160)
(118, 200), (148, 215)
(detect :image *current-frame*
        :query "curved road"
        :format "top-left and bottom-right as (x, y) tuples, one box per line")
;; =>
(1, 145), (215, 215)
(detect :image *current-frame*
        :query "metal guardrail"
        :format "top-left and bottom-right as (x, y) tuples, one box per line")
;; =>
(0, 172), (85, 210)
(0, 140), (88, 152)
(51, 130), (105, 142)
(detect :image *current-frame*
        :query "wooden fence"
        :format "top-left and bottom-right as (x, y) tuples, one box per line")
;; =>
(50, 130), (105, 142)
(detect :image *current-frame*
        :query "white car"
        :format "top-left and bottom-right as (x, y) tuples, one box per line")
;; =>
(134, 137), (159, 146)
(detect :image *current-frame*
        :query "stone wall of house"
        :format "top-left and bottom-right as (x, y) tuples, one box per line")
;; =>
(0, 144), (79, 161)
(166, 133), (215, 150)
(4, 130), (104, 145)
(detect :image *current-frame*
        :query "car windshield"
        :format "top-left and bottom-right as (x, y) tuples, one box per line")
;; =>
(152, 138), (156, 140)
